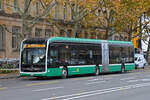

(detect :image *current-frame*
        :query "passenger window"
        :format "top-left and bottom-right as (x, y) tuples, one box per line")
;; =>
(59, 45), (71, 65)
(47, 45), (59, 67)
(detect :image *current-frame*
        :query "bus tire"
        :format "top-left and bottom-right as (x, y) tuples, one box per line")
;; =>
(95, 66), (100, 76)
(62, 67), (68, 79)
(121, 65), (125, 73)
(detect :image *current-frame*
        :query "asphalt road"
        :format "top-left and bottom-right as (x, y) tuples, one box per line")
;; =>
(1, 69), (150, 100)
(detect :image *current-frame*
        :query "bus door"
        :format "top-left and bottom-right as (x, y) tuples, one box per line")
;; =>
(102, 41), (109, 72)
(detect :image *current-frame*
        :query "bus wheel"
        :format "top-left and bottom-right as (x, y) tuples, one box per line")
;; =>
(121, 66), (125, 73)
(95, 66), (100, 76)
(62, 67), (68, 79)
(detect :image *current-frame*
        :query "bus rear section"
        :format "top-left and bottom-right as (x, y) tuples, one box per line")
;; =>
(20, 39), (47, 77)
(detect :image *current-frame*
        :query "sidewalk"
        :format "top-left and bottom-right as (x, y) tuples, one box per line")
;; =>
(0, 71), (20, 79)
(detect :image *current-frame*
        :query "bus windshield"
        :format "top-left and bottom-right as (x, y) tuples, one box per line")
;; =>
(21, 48), (46, 65)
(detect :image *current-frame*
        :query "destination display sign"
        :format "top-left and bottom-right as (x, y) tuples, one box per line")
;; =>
(24, 44), (46, 48)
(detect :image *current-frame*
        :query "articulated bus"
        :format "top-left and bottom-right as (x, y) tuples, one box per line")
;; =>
(20, 37), (135, 78)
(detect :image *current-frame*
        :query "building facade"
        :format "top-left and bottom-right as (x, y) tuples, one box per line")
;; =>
(0, 0), (128, 59)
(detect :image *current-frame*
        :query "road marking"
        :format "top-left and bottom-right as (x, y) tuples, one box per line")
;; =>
(86, 81), (106, 85)
(88, 78), (99, 81)
(88, 78), (104, 82)
(25, 81), (58, 87)
(63, 83), (150, 100)
(141, 79), (150, 81)
(0, 87), (7, 90)
(72, 77), (94, 81)
(120, 77), (136, 81)
(88, 77), (111, 82)
(127, 78), (150, 83)
(42, 82), (150, 100)
(103, 74), (120, 78)
(32, 86), (64, 92)
(126, 79), (139, 83)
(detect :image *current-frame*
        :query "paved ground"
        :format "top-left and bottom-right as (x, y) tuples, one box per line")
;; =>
(0, 71), (19, 79)
(0, 66), (150, 100)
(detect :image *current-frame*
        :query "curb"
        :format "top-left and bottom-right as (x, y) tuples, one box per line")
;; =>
(0, 75), (20, 79)
(0, 69), (19, 79)
(0, 72), (20, 79)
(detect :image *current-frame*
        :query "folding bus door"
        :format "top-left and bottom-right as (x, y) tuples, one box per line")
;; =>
(102, 41), (109, 72)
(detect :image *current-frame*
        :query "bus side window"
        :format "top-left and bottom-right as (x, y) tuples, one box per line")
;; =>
(59, 44), (71, 65)
(47, 45), (59, 67)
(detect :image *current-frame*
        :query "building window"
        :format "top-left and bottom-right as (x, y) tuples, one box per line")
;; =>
(0, 25), (5, 50)
(45, 29), (53, 38)
(12, 26), (20, 49)
(14, 0), (17, 12)
(35, 28), (42, 37)
(36, 2), (40, 15)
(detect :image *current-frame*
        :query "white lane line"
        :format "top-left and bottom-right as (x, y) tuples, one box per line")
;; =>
(141, 79), (150, 81)
(88, 78), (104, 82)
(32, 86), (64, 92)
(62, 82), (150, 100)
(42, 82), (150, 100)
(42, 86), (128, 100)
(88, 77), (112, 82)
(127, 78), (150, 83)
(127, 79), (140, 83)
(120, 77), (135, 81)
(86, 81), (106, 85)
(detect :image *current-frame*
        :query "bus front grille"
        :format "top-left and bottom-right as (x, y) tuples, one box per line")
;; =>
(21, 65), (45, 72)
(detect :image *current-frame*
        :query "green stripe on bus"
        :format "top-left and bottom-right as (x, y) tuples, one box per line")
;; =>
(125, 64), (135, 71)
(46, 68), (62, 77)
(68, 65), (96, 75)
(49, 37), (101, 44)
(109, 64), (122, 72)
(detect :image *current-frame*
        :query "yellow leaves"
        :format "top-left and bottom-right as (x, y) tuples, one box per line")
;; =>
(5, 0), (13, 12)
(6, 0), (11, 3)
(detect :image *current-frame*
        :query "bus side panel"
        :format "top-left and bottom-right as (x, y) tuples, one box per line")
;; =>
(68, 66), (96, 76)
(20, 73), (33, 77)
(99, 65), (103, 73)
(125, 64), (135, 71)
(20, 68), (62, 77)
(108, 64), (122, 72)
(20, 73), (46, 77)
(45, 68), (62, 77)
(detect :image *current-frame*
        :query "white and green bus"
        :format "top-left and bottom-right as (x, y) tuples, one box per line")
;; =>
(20, 37), (135, 78)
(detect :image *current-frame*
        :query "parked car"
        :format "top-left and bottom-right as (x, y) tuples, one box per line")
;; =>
(135, 54), (147, 69)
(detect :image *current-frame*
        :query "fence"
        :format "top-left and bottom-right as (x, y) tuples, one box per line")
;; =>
(0, 59), (19, 70)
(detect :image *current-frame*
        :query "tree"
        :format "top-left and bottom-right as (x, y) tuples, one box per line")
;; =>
(113, 0), (150, 61)
(80, 0), (116, 40)
(3, 0), (58, 39)
(65, 0), (99, 37)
